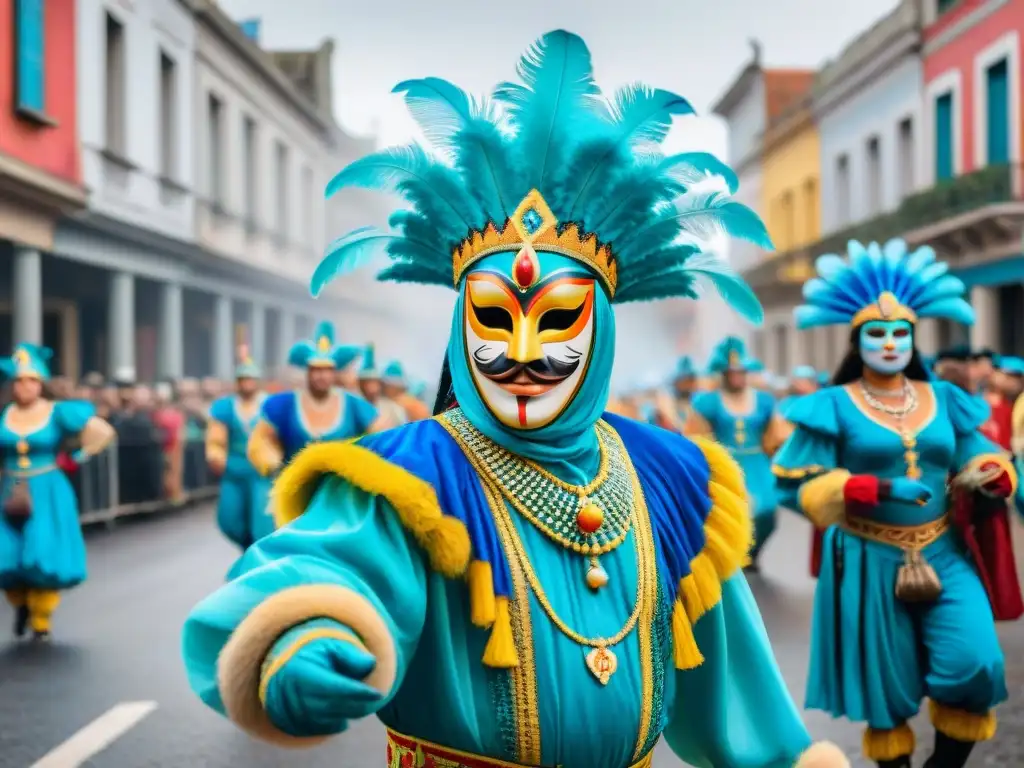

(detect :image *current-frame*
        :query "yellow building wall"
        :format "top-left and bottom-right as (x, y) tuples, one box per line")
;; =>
(761, 120), (821, 254)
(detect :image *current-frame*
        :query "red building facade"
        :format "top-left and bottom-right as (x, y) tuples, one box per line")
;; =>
(921, 0), (1024, 354)
(0, 0), (85, 359)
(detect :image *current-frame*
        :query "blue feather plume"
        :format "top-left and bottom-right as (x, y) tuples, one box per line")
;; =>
(314, 29), (768, 325)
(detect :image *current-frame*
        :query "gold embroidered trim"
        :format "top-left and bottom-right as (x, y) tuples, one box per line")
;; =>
(842, 515), (948, 552)
(484, 480), (541, 764)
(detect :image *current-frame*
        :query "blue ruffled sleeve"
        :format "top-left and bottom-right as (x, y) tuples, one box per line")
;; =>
(208, 396), (233, 425)
(690, 391), (716, 422)
(771, 388), (842, 510)
(933, 381), (1002, 470)
(664, 574), (815, 767)
(182, 475), (427, 742)
(53, 399), (96, 434)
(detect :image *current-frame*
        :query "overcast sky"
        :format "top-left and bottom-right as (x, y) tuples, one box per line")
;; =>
(218, 0), (900, 159)
(216, 0), (901, 383)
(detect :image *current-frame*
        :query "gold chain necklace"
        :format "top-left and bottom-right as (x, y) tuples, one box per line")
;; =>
(441, 410), (634, 590)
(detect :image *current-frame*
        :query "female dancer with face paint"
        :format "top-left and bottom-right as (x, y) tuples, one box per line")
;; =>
(179, 31), (850, 768)
(686, 337), (790, 572)
(773, 240), (1022, 768)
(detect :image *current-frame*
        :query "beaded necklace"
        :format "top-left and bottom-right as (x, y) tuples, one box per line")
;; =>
(441, 409), (635, 590)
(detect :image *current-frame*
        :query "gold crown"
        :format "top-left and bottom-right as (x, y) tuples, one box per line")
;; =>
(317, 335), (331, 353)
(13, 348), (30, 367)
(850, 290), (918, 328)
(451, 189), (618, 295)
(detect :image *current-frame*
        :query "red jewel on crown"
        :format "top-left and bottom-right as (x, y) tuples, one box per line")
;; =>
(512, 245), (539, 290)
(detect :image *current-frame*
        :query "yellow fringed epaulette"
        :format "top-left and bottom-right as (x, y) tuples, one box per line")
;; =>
(670, 436), (753, 670)
(271, 441), (471, 579)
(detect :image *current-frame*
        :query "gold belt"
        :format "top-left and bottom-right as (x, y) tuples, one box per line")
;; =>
(841, 515), (949, 552)
(3, 464), (56, 479)
(386, 728), (654, 768)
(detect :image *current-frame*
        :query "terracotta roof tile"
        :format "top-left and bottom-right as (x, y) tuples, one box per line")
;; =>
(764, 70), (815, 121)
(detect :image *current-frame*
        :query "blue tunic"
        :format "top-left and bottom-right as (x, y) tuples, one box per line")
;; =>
(0, 400), (94, 590)
(774, 382), (1008, 730)
(209, 395), (273, 550)
(260, 389), (378, 463)
(182, 414), (817, 767)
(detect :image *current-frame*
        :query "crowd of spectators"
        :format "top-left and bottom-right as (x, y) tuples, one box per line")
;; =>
(0, 372), (298, 521)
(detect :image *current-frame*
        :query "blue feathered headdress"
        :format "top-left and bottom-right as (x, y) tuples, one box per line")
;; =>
(0, 342), (52, 381)
(382, 360), (405, 385)
(795, 239), (974, 330)
(791, 364), (816, 380)
(706, 336), (754, 374)
(999, 356), (1024, 376)
(747, 358), (765, 373)
(358, 345), (378, 380)
(288, 320), (362, 369)
(311, 29), (769, 323)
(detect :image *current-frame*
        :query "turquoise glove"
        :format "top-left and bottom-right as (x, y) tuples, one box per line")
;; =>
(887, 478), (932, 506)
(261, 618), (383, 738)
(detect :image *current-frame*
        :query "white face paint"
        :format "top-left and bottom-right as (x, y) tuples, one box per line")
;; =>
(463, 270), (596, 430)
(859, 320), (914, 376)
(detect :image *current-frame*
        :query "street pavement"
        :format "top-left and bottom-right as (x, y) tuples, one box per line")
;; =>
(1, 505), (1022, 767)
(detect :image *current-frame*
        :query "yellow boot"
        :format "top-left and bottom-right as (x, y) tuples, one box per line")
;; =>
(5, 588), (29, 638)
(26, 589), (60, 641)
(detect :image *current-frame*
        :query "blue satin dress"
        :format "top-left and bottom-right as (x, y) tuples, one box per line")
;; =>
(0, 401), (94, 589)
(182, 413), (817, 767)
(774, 382), (1007, 731)
(691, 389), (779, 556)
(209, 395), (273, 550)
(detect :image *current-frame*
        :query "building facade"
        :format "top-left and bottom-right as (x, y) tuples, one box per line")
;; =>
(921, 0), (1024, 354)
(0, 0), (87, 375)
(711, 50), (814, 372)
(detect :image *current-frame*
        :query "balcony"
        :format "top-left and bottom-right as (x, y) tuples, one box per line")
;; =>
(745, 163), (1024, 294)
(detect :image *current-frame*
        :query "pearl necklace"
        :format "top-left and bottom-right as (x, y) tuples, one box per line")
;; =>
(859, 378), (918, 418)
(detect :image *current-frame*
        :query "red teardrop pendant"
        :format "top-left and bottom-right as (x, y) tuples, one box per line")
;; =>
(513, 247), (538, 289)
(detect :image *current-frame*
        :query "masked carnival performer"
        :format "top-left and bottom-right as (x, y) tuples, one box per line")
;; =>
(772, 240), (1022, 768)
(686, 337), (788, 571)
(181, 30), (848, 768)
(357, 345), (408, 428)
(247, 322), (380, 478)
(0, 344), (114, 640)
(382, 360), (431, 423)
(206, 345), (273, 558)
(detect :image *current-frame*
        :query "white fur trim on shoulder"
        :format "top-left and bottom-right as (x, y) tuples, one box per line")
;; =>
(795, 741), (851, 768)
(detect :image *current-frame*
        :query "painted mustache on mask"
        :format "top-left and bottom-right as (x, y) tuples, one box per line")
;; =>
(472, 347), (581, 383)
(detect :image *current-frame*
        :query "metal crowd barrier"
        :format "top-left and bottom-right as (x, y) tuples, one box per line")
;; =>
(76, 436), (218, 526)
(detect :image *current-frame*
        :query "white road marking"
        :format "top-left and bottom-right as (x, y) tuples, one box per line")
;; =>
(31, 701), (158, 768)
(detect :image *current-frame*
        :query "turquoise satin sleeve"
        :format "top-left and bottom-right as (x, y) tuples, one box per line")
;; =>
(772, 424), (837, 511)
(267, 617), (352, 661)
(663, 574), (811, 767)
(181, 476), (428, 716)
(952, 427), (1002, 471)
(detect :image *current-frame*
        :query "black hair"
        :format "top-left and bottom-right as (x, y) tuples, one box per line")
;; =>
(832, 325), (930, 386)
(432, 352), (457, 415)
(971, 347), (996, 361)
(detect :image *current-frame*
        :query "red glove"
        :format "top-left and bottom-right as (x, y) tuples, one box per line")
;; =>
(844, 474), (881, 508)
(57, 452), (79, 474)
(980, 462), (1013, 498)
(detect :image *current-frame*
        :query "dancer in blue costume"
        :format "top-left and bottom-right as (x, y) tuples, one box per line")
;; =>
(382, 360), (431, 423)
(206, 345), (273, 556)
(0, 343), (114, 640)
(687, 337), (788, 570)
(671, 356), (698, 424)
(247, 322), (379, 477)
(359, 348), (409, 427)
(773, 239), (1021, 768)
(181, 30), (849, 768)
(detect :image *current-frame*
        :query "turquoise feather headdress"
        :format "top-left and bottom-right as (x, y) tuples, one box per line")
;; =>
(674, 355), (697, 379)
(791, 365), (816, 380)
(795, 239), (974, 330)
(359, 345), (378, 379)
(288, 320), (362, 369)
(0, 342), (52, 381)
(706, 336), (753, 374)
(382, 360), (405, 385)
(311, 29), (769, 322)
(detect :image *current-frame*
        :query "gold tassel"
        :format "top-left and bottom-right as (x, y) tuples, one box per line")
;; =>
(468, 560), (496, 628)
(481, 596), (519, 668)
(671, 599), (704, 669)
